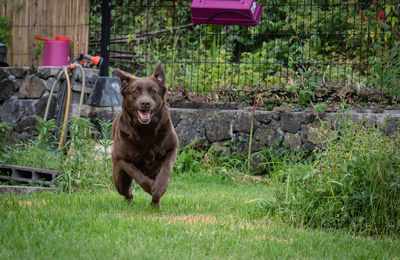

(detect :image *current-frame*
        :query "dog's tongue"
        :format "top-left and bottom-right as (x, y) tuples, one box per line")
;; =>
(138, 110), (151, 121)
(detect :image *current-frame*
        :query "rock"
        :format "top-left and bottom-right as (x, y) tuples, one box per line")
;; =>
(45, 77), (60, 92)
(302, 140), (316, 151)
(21, 99), (37, 116)
(254, 111), (272, 124)
(169, 110), (182, 128)
(205, 111), (232, 142)
(9, 67), (30, 79)
(89, 108), (115, 123)
(37, 66), (61, 79)
(174, 111), (207, 147)
(254, 124), (283, 147)
(0, 75), (18, 103)
(72, 68), (99, 96)
(281, 113), (301, 133)
(383, 110), (400, 114)
(18, 75), (46, 99)
(283, 133), (302, 151)
(35, 92), (59, 119)
(233, 111), (259, 134)
(386, 116), (400, 136)
(170, 100), (238, 110)
(7, 74), (16, 82)
(232, 132), (262, 154)
(306, 126), (321, 145)
(0, 67), (11, 80)
(364, 114), (378, 128)
(80, 105), (121, 121)
(322, 113), (339, 128)
(14, 115), (39, 133)
(73, 68), (99, 85)
(297, 112), (315, 124)
(0, 96), (24, 123)
(72, 82), (92, 94)
(306, 125), (333, 145)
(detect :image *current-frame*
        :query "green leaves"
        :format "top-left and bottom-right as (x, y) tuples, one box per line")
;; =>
(0, 15), (11, 45)
(268, 115), (400, 235)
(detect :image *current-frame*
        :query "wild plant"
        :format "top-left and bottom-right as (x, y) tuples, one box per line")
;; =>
(266, 115), (400, 235)
(0, 121), (12, 163)
(173, 139), (203, 175)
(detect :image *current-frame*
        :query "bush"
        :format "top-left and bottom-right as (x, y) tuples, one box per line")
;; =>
(173, 140), (203, 175)
(266, 115), (400, 235)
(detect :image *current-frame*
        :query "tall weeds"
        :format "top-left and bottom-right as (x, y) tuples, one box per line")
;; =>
(267, 116), (400, 235)
(1, 116), (113, 191)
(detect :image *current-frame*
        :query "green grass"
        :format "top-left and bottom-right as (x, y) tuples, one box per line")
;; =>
(1, 174), (399, 259)
(266, 118), (400, 235)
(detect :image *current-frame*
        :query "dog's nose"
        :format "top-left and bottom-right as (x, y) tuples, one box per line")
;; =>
(140, 100), (151, 109)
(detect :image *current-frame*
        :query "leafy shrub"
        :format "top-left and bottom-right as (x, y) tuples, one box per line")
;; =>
(0, 15), (11, 46)
(173, 140), (203, 175)
(266, 115), (400, 235)
(252, 146), (306, 176)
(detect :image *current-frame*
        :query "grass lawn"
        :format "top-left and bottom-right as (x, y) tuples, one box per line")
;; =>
(0, 174), (399, 259)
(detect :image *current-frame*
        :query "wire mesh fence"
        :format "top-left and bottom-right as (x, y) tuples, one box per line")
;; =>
(89, 0), (400, 108)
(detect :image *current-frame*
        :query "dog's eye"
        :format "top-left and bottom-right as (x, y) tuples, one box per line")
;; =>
(133, 90), (140, 95)
(150, 89), (157, 95)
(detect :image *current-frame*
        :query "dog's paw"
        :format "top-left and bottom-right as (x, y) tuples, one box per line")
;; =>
(125, 193), (133, 202)
(151, 199), (161, 209)
(151, 181), (167, 199)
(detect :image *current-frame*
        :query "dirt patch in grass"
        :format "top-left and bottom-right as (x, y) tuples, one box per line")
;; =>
(156, 214), (218, 226)
(17, 199), (48, 208)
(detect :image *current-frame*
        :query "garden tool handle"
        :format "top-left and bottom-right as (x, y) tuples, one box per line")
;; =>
(76, 53), (103, 67)
(69, 53), (103, 70)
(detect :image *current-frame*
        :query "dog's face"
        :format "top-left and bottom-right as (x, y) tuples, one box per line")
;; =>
(115, 62), (166, 125)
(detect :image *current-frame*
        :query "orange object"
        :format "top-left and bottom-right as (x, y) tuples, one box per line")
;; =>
(91, 56), (102, 66)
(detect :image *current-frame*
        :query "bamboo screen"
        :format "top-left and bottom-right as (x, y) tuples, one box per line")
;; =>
(1, 0), (90, 67)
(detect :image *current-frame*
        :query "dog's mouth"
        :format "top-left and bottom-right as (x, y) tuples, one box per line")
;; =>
(137, 110), (152, 124)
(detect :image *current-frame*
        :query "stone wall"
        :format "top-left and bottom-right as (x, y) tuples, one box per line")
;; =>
(1, 67), (400, 152)
(168, 108), (400, 152)
(0, 67), (99, 141)
(85, 105), (400, 153)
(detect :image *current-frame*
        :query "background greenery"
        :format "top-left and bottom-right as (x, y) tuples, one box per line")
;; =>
(89, 0), (400, 110)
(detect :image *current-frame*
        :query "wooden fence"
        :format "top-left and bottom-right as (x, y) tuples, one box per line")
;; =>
(1, 0), (89, 67)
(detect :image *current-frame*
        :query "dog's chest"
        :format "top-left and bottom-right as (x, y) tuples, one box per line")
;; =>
(124, 141), (165, 175)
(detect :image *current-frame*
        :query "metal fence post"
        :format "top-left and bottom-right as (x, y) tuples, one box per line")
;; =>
(100, 0), (111, 77)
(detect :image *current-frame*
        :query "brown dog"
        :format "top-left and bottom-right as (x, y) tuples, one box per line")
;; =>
(112, 62), (178, 207)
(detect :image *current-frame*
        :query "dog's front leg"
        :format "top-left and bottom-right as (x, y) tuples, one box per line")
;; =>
(119, 159), (154, 195)
(151, 148), (178, 206)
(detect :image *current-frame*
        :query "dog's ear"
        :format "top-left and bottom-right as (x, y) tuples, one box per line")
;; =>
(115, 68), (135, 95)
(152, 61), (165, 86)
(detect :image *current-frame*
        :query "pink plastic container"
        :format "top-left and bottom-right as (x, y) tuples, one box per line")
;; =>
(36, 36), (71, 66)
(191, 0), (263, 26)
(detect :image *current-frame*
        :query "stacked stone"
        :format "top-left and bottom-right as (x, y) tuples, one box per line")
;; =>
(0, 67), (99, 141)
